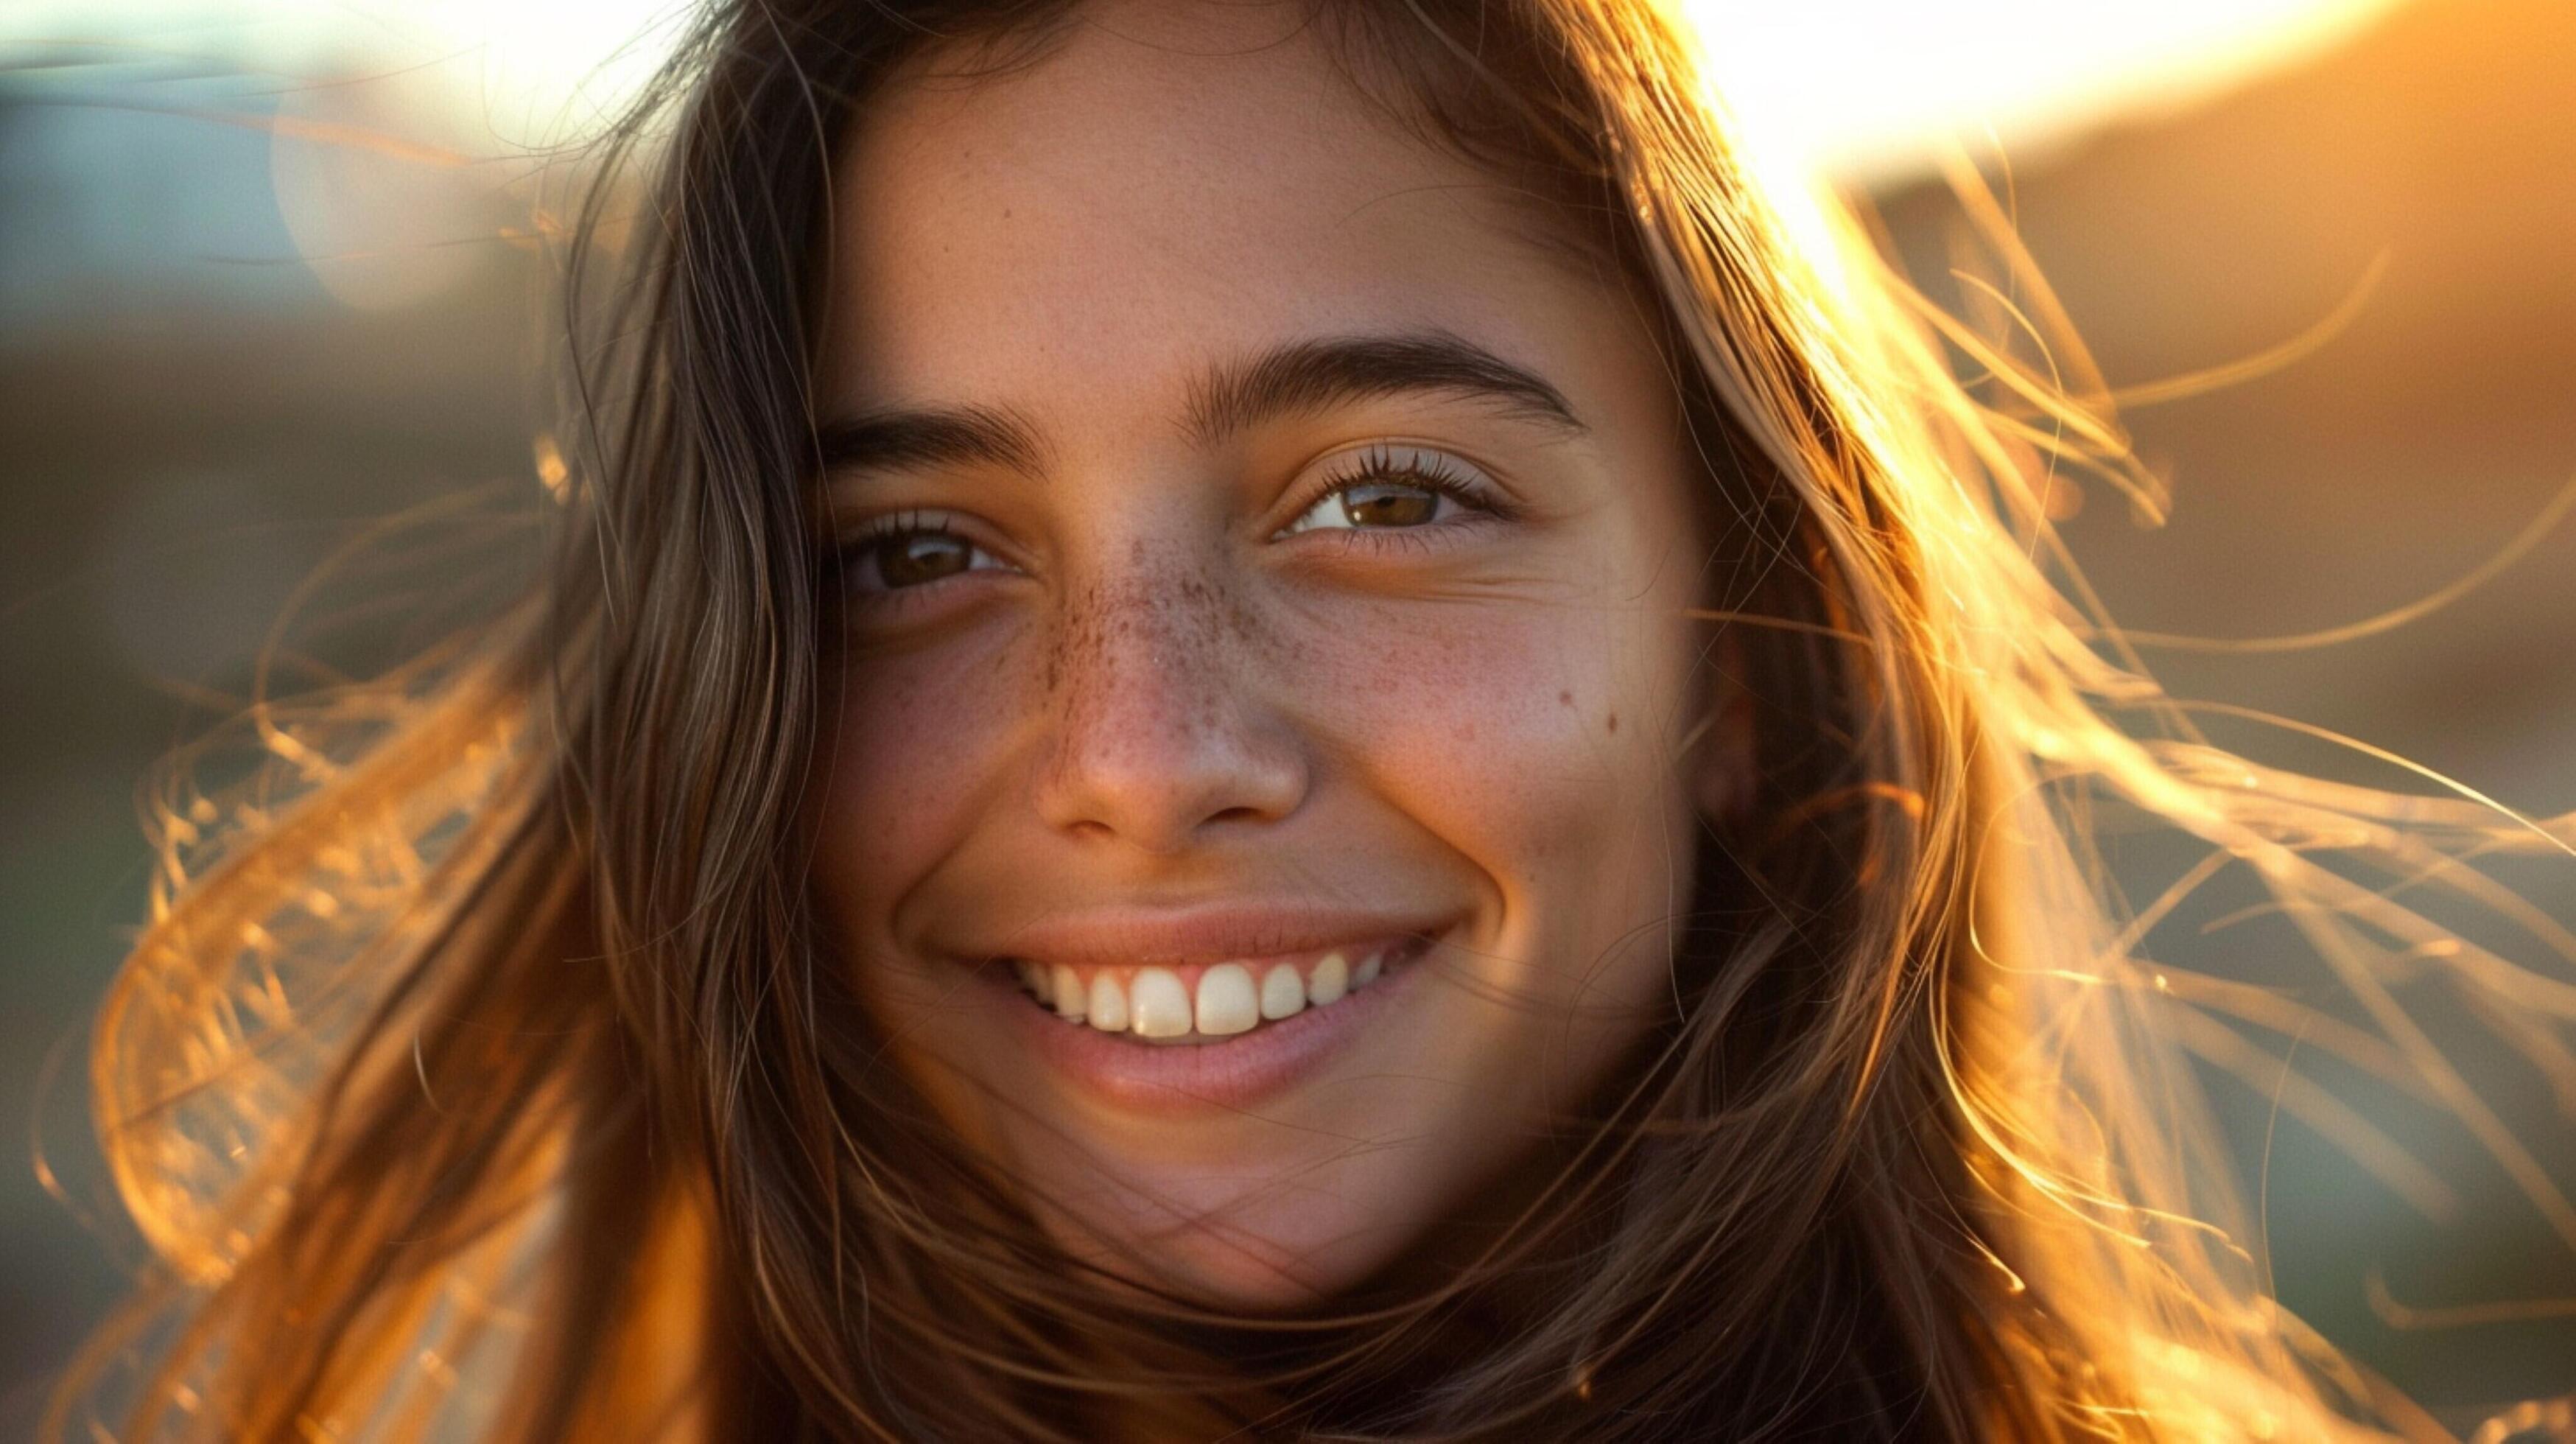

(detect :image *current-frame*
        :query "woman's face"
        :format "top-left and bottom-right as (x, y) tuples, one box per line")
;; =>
(810, 0), (1735, 1308)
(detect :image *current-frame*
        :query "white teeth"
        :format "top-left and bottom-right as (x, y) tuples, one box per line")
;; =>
(1086, 971), (1129, 1032)
(1049, 963), (1087, 1021)
(1308, 950), (1349, 1006)
(1025, 946), (1398, 1040)
(1259, 964), (1306, 1020)
(1195, 963), (1260, 1036)
(1130, 967), (1193, 1038)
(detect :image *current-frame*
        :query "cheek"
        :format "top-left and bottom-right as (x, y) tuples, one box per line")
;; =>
(811, 627), (1030, 924)
(1280, 583), (1691, 890)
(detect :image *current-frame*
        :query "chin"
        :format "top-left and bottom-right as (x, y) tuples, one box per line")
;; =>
(1041, 1166), (1435, 1314)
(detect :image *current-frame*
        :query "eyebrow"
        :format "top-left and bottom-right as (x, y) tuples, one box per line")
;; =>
(814, 329), (1587, 482)
(1182, 329), (1588, 448)
(813, 401), (1050, 482)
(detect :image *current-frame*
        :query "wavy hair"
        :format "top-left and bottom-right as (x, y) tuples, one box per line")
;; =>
(49, 0), (2570, 1437)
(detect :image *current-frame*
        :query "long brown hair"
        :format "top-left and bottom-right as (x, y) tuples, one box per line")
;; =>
(52, 0), (2558, 1437)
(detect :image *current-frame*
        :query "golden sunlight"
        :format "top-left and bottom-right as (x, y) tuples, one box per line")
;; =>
(4, 0), (2401, 176)
(1682, 0), (2403, 178)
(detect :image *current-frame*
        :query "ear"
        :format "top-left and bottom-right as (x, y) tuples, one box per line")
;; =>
(1688, 632), (1758, 828)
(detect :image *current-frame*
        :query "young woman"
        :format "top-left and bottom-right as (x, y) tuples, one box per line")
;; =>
(55, 0), (2561, 1437)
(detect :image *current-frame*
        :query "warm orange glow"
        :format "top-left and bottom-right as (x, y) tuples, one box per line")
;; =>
(1682, 0), (2404, 178)
(7, 0), (2401, 175)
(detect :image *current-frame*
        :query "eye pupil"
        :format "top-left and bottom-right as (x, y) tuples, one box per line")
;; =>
(1341, 483), (1439, 528)
(873, 531), (972, 588)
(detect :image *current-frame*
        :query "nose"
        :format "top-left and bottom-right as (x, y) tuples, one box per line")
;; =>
(1032, 560), (1309, 853)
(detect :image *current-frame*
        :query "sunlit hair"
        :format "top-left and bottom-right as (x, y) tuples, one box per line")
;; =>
(49, 0), (2575, 1437)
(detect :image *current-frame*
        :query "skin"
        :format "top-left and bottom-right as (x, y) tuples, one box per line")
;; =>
(807, 0), (1747, 1309)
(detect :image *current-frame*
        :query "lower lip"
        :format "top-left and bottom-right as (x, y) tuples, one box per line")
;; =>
(994, 941), (1432, 1114)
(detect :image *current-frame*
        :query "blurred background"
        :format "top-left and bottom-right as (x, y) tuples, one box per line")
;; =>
(3, 0), (2572, 1435)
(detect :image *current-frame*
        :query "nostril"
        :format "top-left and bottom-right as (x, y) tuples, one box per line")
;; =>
(1031, 637), (1310, 844)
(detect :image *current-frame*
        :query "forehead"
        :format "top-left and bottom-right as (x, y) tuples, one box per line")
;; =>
(818, 0), (1625, 422)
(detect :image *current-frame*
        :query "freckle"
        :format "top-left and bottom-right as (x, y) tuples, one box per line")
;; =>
(1607, 712), (1618, 733)
(1558, 690), (1573, 707)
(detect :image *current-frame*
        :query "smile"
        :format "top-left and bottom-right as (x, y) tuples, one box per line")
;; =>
(1003, 936), (1421, 1045)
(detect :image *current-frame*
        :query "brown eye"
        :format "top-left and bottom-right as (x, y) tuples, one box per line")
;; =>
(871, 531), (973, 588)
(1277, 445), (1498, 539)
(1284, 479), (1458, 536)
(843, 521), (1003, 597)
(1338, 483), (1441, 528)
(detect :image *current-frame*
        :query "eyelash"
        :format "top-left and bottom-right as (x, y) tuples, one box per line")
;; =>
(1280, 441), (1515, 541)
(829, 444), (1512, 610)
(830, 508), (1006, 613)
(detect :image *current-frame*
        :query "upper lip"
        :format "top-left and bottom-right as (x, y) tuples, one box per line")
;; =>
(942, 900), (1455, 970)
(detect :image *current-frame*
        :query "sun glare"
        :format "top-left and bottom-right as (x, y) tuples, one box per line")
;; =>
(1681, 0), (2402, 180)
(5, 0), (2399, 175)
